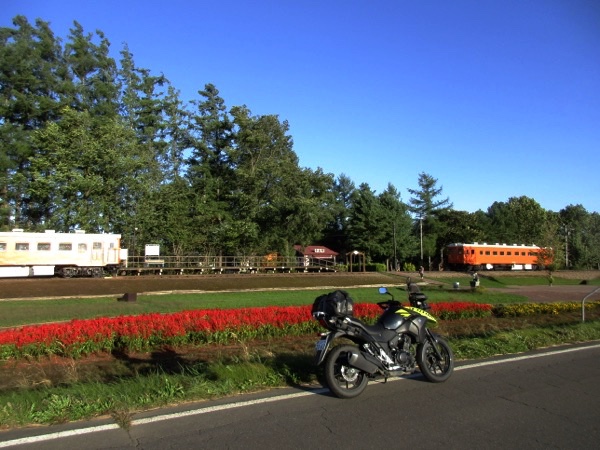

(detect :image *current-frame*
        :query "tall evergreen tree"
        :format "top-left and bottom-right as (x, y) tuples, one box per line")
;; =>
(378, 184), (416, 269)
(119, 45), (170, 161)
(347, 183), (387, 261)
(321, 173), (355, 256)
(0, 16), (69, 227)
(407, 172), (452, 267)
(63, 22), (119, 118)
(117, 46), (182, 246)
(186, 84), (235, 254)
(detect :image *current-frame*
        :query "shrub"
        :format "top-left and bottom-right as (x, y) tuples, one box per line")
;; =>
(492, 301), (600, 318)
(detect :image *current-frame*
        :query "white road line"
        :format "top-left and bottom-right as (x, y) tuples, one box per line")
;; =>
(0, 425), (120, 448)
(2, 343), (600, 448)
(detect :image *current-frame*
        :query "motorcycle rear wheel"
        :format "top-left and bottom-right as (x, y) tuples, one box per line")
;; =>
(417, 336), (454, 382)
(324, 344), (369, 399)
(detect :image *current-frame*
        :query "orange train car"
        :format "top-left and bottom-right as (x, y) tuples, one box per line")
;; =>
(446, 242), (552, 271)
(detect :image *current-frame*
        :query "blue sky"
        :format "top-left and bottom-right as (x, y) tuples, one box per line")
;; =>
(3, 0), (599, 213)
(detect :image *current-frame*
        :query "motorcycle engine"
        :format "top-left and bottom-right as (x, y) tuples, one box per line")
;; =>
(392, 335), (415, 371)
(363, 336), (416, 372)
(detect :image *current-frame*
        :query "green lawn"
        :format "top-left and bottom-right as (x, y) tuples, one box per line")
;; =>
(0, 285), (527, 328)
(433, 275), (600, 288)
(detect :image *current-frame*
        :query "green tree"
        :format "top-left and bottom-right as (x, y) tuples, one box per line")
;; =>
(347, 183), (387, 261)
(64, 22), (119, 118)
(435, 209), (487, 266)
(537, 210), (561, 270)
(161, 85), (191, 181)
(321, 173), (355, 256)
(586, 213), (600, 270)
(230, 106), (332, 254)
(186, 84), (235, 254)
(0, 16), (69, 227)
(117, 46), (184, 246)
(119, 45), (171, 165)
(30, 107), (145, 232)
(378, 184), (416, 269)
(407, 172), (453, 268)
(487, 196), (547, 245)
(559, 204), (600, 269)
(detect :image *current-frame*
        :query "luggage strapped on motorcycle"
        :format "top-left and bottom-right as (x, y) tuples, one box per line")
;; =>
(311, 290), (354, 330)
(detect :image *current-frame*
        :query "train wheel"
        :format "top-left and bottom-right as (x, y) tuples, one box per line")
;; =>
(59, 267), (73, 278)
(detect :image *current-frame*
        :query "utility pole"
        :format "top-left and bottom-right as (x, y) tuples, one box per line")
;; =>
(564, 226), (569, 269)
(393, 221), (397, 271)
(420, 217), (423, 264)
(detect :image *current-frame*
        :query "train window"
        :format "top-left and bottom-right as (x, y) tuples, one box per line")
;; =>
(507, 251), (512, 255)
(0, 243), (6, 251)
(58, 243), (72, 251)
(485, 251), (490, 255)
(37, 243), (51, 251)
(78, 243), (87, 253)
(15, 243), (29, 251)
(93, 242), (102, 250)
(500, 251), (504, 255)
(479, 251), (483, 255)
(521, 252), (526, 256)
(493, 251), (498, 255)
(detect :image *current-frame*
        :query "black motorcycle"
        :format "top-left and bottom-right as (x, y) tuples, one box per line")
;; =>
(312, 287), (454, 399)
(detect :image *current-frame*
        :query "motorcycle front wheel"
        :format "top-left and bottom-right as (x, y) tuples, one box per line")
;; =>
(324, 344), (369, 399)
(417, 336), (454, 382)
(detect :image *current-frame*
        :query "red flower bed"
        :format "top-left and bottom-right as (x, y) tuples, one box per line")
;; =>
(0, 302), (491, 359)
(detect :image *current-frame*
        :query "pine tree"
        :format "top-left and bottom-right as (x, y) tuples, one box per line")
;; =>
(408, 172), (453, 267)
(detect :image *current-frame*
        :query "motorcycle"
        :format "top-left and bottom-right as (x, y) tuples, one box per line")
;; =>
(312, 287), (454, 399)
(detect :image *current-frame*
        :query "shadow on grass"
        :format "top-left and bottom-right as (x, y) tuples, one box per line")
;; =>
(110, 347), (196, 376)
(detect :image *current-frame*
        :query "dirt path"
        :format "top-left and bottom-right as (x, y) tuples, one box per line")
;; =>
(1, 271), (598, 303)
(0, 272), (397, 300)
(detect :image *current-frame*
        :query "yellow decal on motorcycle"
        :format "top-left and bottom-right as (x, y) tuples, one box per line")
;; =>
(399, 306), (438, 324)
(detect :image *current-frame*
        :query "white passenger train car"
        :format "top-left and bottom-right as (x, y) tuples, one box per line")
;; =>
(0, 229), (126, 278)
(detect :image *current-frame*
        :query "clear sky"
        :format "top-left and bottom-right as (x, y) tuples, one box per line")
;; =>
(3, 0), (599, 213)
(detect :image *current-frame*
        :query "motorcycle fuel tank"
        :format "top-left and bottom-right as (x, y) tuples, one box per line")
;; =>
(379, 309), (406, 330)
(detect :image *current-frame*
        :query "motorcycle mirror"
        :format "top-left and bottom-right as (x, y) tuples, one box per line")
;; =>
(379, 286), (394, 300)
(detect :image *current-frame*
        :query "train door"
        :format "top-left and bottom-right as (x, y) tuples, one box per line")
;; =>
(107, 241), (120, 265)
(91, 241), (104, 264)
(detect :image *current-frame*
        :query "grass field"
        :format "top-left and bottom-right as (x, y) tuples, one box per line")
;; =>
(0, 285), (529, 328)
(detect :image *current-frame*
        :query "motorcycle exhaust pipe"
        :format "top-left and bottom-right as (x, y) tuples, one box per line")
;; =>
(347, 350), (379, 374)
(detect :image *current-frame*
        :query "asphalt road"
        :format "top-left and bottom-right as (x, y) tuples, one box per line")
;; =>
(2, 342), (599, 449)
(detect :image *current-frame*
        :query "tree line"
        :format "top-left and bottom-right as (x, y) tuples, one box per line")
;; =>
(1, 16), (599, 270)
